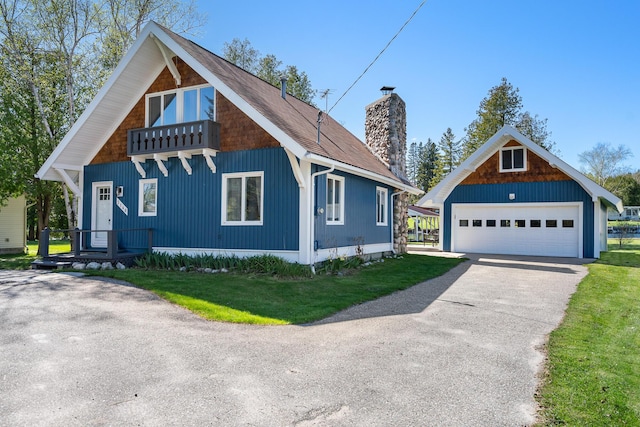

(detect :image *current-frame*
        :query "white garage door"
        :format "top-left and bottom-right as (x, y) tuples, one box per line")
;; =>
(452, 203), (581, 257)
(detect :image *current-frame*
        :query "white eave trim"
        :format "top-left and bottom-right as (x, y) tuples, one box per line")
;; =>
(305, 152), (422, 195)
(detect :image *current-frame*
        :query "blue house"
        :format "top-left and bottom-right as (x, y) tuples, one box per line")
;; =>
(417, 126), (623, 258)
(36, 22), (420, 265)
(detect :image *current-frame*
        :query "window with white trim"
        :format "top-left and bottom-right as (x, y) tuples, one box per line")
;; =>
(326, 174), (345, 225)
(139, 178), (157, 217)
(222, 172), (263, 225)
(376, 187), (388, 226)
(146, 85), (215, 127)
(500, 147), (526, 172)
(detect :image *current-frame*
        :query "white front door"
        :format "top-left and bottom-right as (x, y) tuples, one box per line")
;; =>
(91, 182), (113, 248)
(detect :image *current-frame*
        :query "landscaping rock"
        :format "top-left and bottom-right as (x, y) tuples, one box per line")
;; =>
(116, 262), (126, 270)
(179, 266), (187, 272)
(204, 268), (212, 273)
(85, 262), (101, 270)
(72, 262), (86, 270)
(220, 268), (228, 273)
(101, 262), (114, 270)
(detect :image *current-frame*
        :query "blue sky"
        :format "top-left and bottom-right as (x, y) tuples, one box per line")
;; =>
(194, 0), (639, 170)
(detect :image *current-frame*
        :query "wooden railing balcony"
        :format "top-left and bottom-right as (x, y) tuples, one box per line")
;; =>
(127, 119), (220, 157)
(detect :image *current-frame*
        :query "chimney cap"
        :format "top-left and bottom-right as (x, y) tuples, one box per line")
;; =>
(380, 86), (395, 95)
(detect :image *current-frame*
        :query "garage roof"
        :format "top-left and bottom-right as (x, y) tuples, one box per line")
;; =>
(417, 125), (623, 213)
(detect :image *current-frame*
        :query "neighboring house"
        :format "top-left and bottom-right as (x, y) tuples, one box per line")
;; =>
(608, 206), (640, 221)
(35, 22), (420, 265)
(418, 126), (623, 258)
(0, 195), (26, 254)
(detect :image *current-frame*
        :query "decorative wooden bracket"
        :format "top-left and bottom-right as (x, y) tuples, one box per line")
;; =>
(285, 148), (305, 188)
(202, 148), (217, 174)
(154, 153), (169, 177)
(54, 167), (81, 196)
(131, 156), (146, 178)
(151, 34), (181, 86)
(178, 151), (192, 175)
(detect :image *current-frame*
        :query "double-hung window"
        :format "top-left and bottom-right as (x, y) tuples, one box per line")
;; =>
(222, 172), (263, 225)
(500, 147), (526, 172)
(326, 174), (344, 225)
(146, 85), (215, 127)
(376, 187), (388, 226)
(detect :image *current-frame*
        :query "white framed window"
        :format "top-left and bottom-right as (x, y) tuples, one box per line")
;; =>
(222, 172), (263, 225)
(326, 174), (345, 225)
(500, 147), (527, 172)
(146, 84), (215, 127)
(138, 178), (158, 217)
(376, 186), (388, 226)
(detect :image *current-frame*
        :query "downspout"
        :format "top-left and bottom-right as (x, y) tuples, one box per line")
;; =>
(309, 164), (335, 273)
(390, 190), (407, 254)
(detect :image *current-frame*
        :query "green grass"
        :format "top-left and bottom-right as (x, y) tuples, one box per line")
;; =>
(0, 240), (71, 270)
(90, 254), (464, 324)
(536, 240), (640, 425)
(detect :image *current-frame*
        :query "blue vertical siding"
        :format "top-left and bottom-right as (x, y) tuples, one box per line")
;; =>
(442, 180), (594, 257)
(313, 168), (392, 249)
(83, 147), (299, 251)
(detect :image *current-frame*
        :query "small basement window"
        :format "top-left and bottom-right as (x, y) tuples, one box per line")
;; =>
(500, 147), (526, 172)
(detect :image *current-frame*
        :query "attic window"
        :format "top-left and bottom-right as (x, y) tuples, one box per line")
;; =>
(146, 84), (215, 127)
(500, 147), (526, 172)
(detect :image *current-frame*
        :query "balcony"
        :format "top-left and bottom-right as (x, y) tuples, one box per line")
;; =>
(127, 119), (220, 156)
(127, 120), (221, 177)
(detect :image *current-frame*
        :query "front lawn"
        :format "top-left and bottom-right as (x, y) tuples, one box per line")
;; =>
(90, 254), (464, 324)
(536, 240), (640, 425)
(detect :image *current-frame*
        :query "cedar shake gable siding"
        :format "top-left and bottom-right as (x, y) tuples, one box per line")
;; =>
(91, 59), (279, 164)
(460, 140), (571, 186)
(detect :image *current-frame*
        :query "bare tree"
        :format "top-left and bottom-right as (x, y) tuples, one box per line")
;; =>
(578, 142), (632, 190)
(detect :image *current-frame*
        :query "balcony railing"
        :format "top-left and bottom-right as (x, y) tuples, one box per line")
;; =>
(127, 119), (220, 157)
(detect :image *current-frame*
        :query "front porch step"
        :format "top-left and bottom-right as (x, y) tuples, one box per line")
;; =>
(31, 259), (73, 270)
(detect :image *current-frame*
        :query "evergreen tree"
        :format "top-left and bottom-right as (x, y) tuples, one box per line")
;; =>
(406, 141), (419, 184)
(438, 127), (461, 176)
(462, 77), (553, 159)
(415, 139), (439, 192)
(223, 38), (316, 104)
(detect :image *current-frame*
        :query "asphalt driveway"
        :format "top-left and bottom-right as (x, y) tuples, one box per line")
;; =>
(0, 254), (589, 426)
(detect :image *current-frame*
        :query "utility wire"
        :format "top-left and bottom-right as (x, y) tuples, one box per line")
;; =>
(328, 0), (427, 114)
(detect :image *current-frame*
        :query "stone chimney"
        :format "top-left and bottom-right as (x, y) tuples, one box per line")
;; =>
(365, 87), (409, 254)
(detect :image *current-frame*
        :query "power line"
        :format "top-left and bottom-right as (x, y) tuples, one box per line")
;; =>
(328, 0), (427, 114)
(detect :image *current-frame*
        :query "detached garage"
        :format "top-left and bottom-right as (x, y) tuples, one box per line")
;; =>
(418, 126), (623, 259)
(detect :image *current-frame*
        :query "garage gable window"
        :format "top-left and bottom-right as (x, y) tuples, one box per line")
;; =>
(500, 147), (526, 172)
